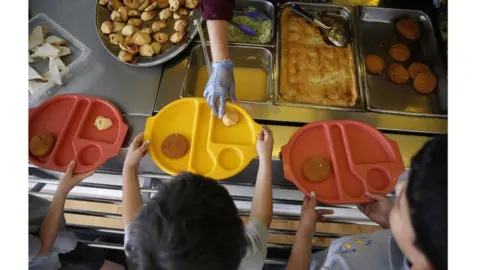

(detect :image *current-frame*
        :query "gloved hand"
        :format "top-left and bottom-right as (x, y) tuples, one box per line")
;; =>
(203, 60), (236, 118)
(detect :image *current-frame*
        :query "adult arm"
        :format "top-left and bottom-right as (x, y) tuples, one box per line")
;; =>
(201, 0), (235, 61)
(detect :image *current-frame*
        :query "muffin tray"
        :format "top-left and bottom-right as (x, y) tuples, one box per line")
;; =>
(29, 94), (128, 174)
(145, 98), (262, 180)
(281, 120), (405, 205)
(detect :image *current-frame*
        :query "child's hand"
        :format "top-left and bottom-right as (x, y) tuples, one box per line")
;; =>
(58, 160), (95, 195)
(299, 192), (334, 233)
(256, 126), (274, 161)
(356, 192), (393, 228)
(124, 132), (150, 171)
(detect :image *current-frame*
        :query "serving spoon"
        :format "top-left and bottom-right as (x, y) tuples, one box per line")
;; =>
(289, 4), (348, 47)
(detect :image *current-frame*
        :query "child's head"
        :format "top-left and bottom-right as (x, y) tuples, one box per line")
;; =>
(125, 173), (247, 270)
(389, 135), (447, 270)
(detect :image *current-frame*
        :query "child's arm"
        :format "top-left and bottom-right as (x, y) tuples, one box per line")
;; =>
(249, 126), (274, 228)
(38, 161), (94, 255)
(287, 193), (334, 270)
(122, 133), (150, 227)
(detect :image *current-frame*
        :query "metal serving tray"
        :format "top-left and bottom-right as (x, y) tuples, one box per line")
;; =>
(356, 6), (447, 117)
(200, 0), (276, 47)
(180, 44), (273, 104)
(275, 2), (366, 112)
(95, 0), (201, 67)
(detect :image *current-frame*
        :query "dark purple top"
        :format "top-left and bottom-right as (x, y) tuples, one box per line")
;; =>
(200, 0), (236, 21)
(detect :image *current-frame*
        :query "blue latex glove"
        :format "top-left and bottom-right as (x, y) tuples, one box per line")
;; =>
(204, 61), (236, 118)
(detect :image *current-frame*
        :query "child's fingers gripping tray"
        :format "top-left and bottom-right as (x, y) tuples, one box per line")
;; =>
(281, 120), (406, 205)
(28, 94), (128, 174)
(144, 98), (262, 180)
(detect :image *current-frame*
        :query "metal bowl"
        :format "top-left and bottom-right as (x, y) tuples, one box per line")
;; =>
(95, 1), (202, 67)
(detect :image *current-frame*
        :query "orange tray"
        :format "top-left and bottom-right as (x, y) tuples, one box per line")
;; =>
(29, 94), (128, 174)
(144, 98), (262, 180)
(281, 120), (405, 205)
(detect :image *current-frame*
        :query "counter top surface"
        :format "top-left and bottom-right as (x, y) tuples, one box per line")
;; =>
(29, 0), (163, 116)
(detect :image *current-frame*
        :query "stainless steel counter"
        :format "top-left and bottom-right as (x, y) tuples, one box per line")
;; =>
(29, 0), (163, 115)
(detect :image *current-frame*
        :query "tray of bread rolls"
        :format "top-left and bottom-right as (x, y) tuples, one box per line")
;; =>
(280, 120), (405, 205)
(356, 6), (447, 117)
(29, 94), (128, 173)
(145, 98), (262, 180)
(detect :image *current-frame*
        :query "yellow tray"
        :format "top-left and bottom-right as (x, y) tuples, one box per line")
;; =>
(144, 98), (262, 180)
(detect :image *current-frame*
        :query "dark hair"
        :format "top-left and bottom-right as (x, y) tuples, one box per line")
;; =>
(125, 172), (246, 270)
(407, 135), (447, 270)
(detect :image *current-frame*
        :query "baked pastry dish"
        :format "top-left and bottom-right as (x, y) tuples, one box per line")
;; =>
(280, 8), (358, 107)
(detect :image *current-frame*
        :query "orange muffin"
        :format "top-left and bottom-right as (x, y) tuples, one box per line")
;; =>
(29, 132), (56, 157)
(396, 18), (420, 40)
(408, 62), (431, 79)
(365, 54), (385, 74)
(389, 44), (411, 62)
(302, 156), (332, 182)
(413, 72), (437, 94)
(161, 134), (189, 159)
(387, 63), (409, 84)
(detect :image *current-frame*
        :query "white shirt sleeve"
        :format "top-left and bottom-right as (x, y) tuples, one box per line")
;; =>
(237, 220), (269, 270)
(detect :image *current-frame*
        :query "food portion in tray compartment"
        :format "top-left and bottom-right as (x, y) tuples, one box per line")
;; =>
(29, 132), (56, 158)
(389, 43), (410, 62)
(413, 72), (437, 94)
(387, 63), (409, 84)
(202, 7), (273, 44)
(194, 66), (267, 102)
(365, 54), (385, 74)
(280, 8), (358, 107)
(364, 16), (438, 95)
(228, 11), (272, 44)
(222, 111), (240, 127)
(98, 0), (198, 63)
(408, 62), (431, 79)
(302, 156), (331, 183)
(396, 18), (420, 40)
(94, 116), (113, 131)
(28, 25), (72, 94)
(161, 133), (190, 159)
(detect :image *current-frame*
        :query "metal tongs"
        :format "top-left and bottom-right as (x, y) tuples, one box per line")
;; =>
(289, 4), (348, 47)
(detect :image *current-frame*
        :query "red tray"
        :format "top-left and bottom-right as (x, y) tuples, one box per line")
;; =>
(29, 94), (128, 174)
(281, 120), (405, 205)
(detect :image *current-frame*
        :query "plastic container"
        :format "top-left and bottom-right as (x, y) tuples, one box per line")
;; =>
(281, 120), (405, 205)
(144, 98), (262, 180)
(29, 94), (128, 174)
(29, 13), (91, 106)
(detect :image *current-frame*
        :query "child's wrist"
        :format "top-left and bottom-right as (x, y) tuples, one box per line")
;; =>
(259, 155), (272, 163)
(123, 163), (138, 172)
(298, 221), (316, 236)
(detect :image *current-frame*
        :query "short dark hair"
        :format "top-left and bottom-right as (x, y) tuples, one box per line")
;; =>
(125, 173), (247, 270)
(407, 135), (447, 270)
